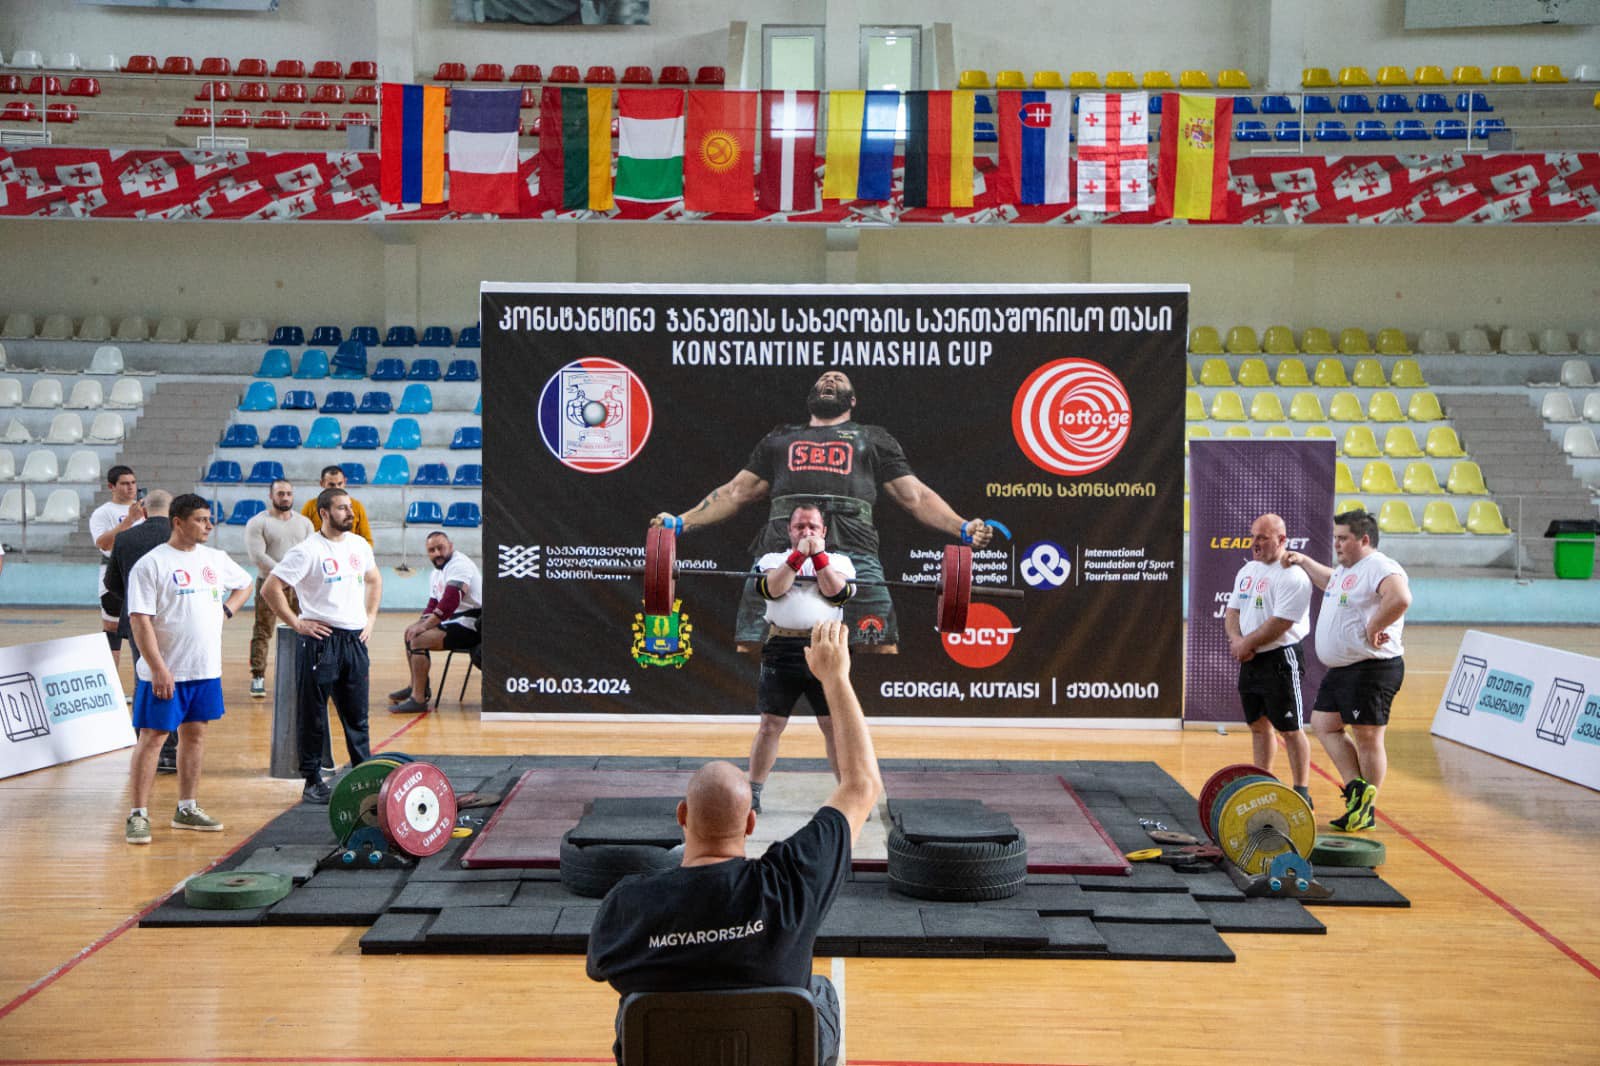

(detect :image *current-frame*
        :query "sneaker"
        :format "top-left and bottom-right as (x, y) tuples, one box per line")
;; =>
(1329, 778), (1373, 831)
(302, 779), (332, 805)
(1293, 785), (1314, 811)
(390, 683), (430, 703)
(171, 806), (224, 832)
(1341, 781), (1378, 831)
(250, 677), (266, 699)
(390, 697), (429, 713)
(125, 813), (152, 845)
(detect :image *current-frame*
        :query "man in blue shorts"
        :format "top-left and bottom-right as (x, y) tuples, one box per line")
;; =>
(123, 494), (252, 845)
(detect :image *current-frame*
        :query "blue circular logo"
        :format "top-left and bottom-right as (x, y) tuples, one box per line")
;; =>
(1019, 540), (1071, 588)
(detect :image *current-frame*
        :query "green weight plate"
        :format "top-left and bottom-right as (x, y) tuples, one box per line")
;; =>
(1310, 833), (1387, 868)
(1214, 778), (1316, 876)
(1198, 764), (1273, 841)
(1209, 774), (1276, 848)
(328, 759), (401, 846)
(184, 871), (292, 910)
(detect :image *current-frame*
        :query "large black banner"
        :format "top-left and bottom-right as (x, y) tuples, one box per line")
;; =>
(483, 284), (1185, 721)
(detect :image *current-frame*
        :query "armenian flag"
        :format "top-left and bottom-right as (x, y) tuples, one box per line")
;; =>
(379, 83), (445, 204)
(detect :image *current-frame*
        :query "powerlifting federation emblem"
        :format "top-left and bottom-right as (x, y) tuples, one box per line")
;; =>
(537, 357), (654, 474)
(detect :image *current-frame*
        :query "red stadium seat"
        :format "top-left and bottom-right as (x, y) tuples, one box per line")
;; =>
(510, 64), (542, 83)
(1, 102), (38, 122)
(196, 81), (229, 101)
(434, 62), (467, 81)
(175, 107), (211, 127)
(161, 56), (195, 76)
(0, 75), (20, 93)
(254, 109), (290, 129)
(346, 61), (377, 80)
(25, 76), (63, 96)
(45, 102), (78, 123)
(236, 81), (269, 102)
(622, 65), (653, 84)
(123, 55), (158, 74)
(336, 111), (373, 130)
(658, 65), (689, 85)
(472, 63), (505, 82)
(524, 116), (541, 135)
(352, 84), (378, 104)
(518, 86), (537, 108)
(274, 83), (307, 103)
(310, 60), (343, 79)
(64, 77), (100, 97)
(272, 59), (306, 78)
(584, 65), (616, 84)
(294, 110), (331, 130)
(198, 57), (231, 77)
(548, 64), (580, 83)
(237, 58), (268, 77)
(311, 83), (345, 104)
(695, 66), (725, 85)
(217, 107), (250, 128)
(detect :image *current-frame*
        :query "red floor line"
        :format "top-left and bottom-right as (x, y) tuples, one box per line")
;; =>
(0, 1061), (1076, 1066)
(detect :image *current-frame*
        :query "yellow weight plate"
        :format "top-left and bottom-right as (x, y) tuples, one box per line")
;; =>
(1213, 779), (1316, 875)
(1124, 848), (1163, 862)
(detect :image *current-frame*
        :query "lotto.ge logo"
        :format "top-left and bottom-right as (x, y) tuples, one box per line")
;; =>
(942, 603), (1021, 669)
(1019, 540), (1071, 589)
(1011, 358), (1132, 476)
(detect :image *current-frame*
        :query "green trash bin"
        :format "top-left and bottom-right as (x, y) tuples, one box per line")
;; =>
(1545, 519), (1600, 580)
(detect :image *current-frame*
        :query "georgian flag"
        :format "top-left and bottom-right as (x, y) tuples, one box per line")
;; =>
(1074, 92), (1149, 211)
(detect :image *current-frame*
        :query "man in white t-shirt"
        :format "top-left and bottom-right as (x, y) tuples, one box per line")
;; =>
(122, 494), (252, 845)
(261, 487), (383, 805)
(89, 465), (145, 666)
(746, 505), (857, 813)
(1282, 508), (1412, 832)
(1225, 513), (1314, 806)
(389, 531), (482, 713)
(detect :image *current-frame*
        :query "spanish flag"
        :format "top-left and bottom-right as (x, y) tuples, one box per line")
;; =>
(539, 87), (615, 212)
(379, 83), (445, 204)
(902, 91), (975, 209)
(822, 90), (899, 202)
(1156, 93), (1233, 220)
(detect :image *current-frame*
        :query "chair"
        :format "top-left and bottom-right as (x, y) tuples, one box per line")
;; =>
(1329, 393), (1366, 422)
(39, 489), (80, 524)
(76, 315), (111, 341)
(1351, 359), (1387, 388)
(405, 501), (444, 525)
(1288, 393), (1325, 421)
(1315, 120), (1351, 141)
(1103, 71), (1137, 89)
(450, 426), (482, 450)
(39, 314), (73, 340)
(1422, 501), (1465, 534)
(253, 109), (291, 129)
(1407, 392), (1445, 421)
(373, 455), (410, 485)
(1499, 328), (1536, 355)
(1531, 64), (1567, 84)
(310, 325), (342, 346)
(1390, 359), (1426, 389)
(1300, 328), (1335, 355)
(343, 425), (380, 450)
(350, 326), (381, 347)
(235, 58), (268, 77)
(443, 502), (481, 528)
(221, 423), (260, 448)
(272, 59), (306, 78)
(281, 389), (317, 411)
(408, 359), (442, 381)
(1242, 391), (1283, 422)
(271, 325), (305, 346)
(1383, 427), (1424, 458)
(87, 412), (125, 444)
(295, 110), (332, 131)
(0, 101), (37, 123)
(309, 59), (343, 79)
(1433, 119), (1467, 140)
(412, 463), (449, 486)
(1330, 461), (1356, 494)
(24, 379), (63, 409)
(1274, 358), (1311, 387)
(1236, 359), (1271, 387)
(1404, 462), (1445, 495)
(1234, 120), (1269, 142)
(1490, 65), (1526, 85)
(1415, 329), (1451, 355)
(384, 418), (422, 450)
(1197, 359), (1232, 387)
(345, 60), (377, 80)
(1466, 501), (1514, 535)
(339, 462), (367, 485)
(19, 449), (60, 483)
(246, 460), (284, 484)
(236, 81), (269, 102)
(384, 326), (418, 347)
(1368, 392), (1406, 423)
(1032, 71), (1065, 89)
(1260, 95), (1296, 115)
(357, 391), (392, 415)
(444, 359), (479, 383)
(0, 489), (37, 522)
(619, 988), (820, 1066)
(1542, 392), (1580, 423)
(1338, 92), (1374, 114)
(160, 56), (195, 76)
(154, 316), (188, 343)
(1393, 119), (1430, 141)
(63, 450), (100, 483)
(274, 85), (308, 106)
(452, 463), (483, 487)
(1447, 461), (1488, 495)
(1, 419), (32, 445)
(1458, 328), (1493, 355)
(204, 460), (242, 484)
(1272, 120), (1304, 141)
(396, 383), (434, 414)
(1416, 92), (1452, 114)
(1563, 425), (1600, 457)
(105, 378), (142, 409)
(371, 358), (407, 382)
(1314, 358), (1351, 388)
(237, 318), (271, 344)
(1337, 328), (1372, 355)
(512, 64), (545, 83)
(1455, 90), (1492, 114)
(1377, 500), (1419, 534)
(240, 382), (277, 411)
(457, 326), (481, 348)
(306, 417), (343, 448)
(1186, 392), (1205, 421)
(0, 378), (18, 406)
(1425, 426), (1467, 458)
(1472, 117), (1508, 139)
(1343, 426), (1381, 458)
(2, 313), (37, 339)
(195, 81), (229, 103)
(65, 379), (103, 410)
(332, 340), (368, 378)
(420, 326), (454, 348)
(1255, 326), (1295, 355)
(1185, 425), (1211, 452)
(1189, 327), (1224, 355)
(472, 63), (505, 83)
(1186, 364), (1196, 387)
(1232, 96), (1257, 115)
(1563, 361), (1598, 388)
(1224, 326), (1260, 355)
(262, 424), (301, 449)
(295, 350), (330, 379)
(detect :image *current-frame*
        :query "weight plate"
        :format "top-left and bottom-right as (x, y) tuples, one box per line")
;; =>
(377, 760), (458, 858)
(644, 526), (677, 616)
(184, 871), (292, 910)
(327, 759), (401, 845)
(1310, 833), (1387, 868)
(1124, 848), (1163, 862)
(936, 544), (972, 633)
(1209, 775), (1275, 852)
(1213, 778), (1316, 876)
(1198, 763), (1274, 841)
(376, 751), (416, 763)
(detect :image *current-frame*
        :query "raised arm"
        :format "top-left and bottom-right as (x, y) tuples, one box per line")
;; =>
(881, 474), (993, 548)
(1282, 550), (1334, 591)
(805, 621), (882, 843)
(652, 469), (770, 534)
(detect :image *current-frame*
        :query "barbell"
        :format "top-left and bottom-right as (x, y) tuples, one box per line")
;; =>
(590, 527), (1023, 634)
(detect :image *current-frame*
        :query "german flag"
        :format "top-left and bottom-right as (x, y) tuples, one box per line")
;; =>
(378, 83), (445, 204)
(539, 87), (614, 212)
(902, 91), (975, 209)
(1156, 93), (1232, 220)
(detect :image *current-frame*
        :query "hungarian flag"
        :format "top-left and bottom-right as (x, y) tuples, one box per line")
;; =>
(1156, 93), (1233, 220)
(902, 91), (974, 209)
(1075, 91), (1150, 212)
(379, 83), (445, 204)
(822, 90), (898, 202)
(684, 90), (756, 213)
(616, 89), (684, 203)
(758, 89), (818, 213)
(997, 90), (1072, 205)
(447, 87), (521, 214)
(538, 87), (614, 212)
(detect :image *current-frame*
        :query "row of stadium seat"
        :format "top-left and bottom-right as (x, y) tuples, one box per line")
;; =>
(1240, 91), (1506, 114)
(0, 377), (143, 409)
(240, 382), (474, 415)
(171, 107), (364, 131)
(1540, 391), (1600, 422)
(1, 448), (103, 484)
(1332, 459), (1487, 495)
(1187, 390), (1447, 422)
(0, 316), (228, 346)
(254, 351), (478, 382)
(1184, 423), (1468, 457)
(0, 487), (82, 524)
(431, 62), (723, 85)
(209, 497), (481, 528)
(2, 413), (124, 445)
(1189, 326), (1600, 357)
(1191, 357), (1426, 388)
(206, 457), (481, 487)
(1299, 63), (1580, 87)
(219, 420), (481, 451)
(1558, 425), (1600, 457)
(1350, 499), (1511, 535)
(1235, 118), (1507, 141)
(267, 325), (479, 348)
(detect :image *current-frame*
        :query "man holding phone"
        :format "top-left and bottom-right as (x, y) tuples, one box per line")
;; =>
(90, 466), (144, 668)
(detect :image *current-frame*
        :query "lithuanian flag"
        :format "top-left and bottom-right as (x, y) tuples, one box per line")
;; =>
(1156, 93), (1233, 220)
(822, 90), (899, 202)
(902, 91), (975, 209)
(539, 87), (614, 212)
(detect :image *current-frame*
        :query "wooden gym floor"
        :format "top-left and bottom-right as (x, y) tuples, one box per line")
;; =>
(0, 608), (1596, 1066)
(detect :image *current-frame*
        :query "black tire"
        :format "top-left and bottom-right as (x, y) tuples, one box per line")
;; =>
(885, 825), (1028, 902)
(559, 830), (683, 898)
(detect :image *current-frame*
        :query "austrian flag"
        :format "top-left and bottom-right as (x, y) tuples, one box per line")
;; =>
(1075, 91), (1149, 212)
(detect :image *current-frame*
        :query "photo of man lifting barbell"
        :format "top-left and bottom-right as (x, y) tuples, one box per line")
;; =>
(651, 371), (994, 651)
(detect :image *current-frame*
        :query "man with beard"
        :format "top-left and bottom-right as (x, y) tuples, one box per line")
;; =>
(244, 479), (314, 699)
(389, 531), (482, 713)
(300, 466), (374, 547)
(652, 371), (993, 650)
(261, 487), (381, 804)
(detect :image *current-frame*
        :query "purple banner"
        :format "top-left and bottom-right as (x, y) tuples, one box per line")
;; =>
(1184, 438), (1336, 723)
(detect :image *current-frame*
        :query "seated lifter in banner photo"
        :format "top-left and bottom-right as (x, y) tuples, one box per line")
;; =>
(652, 370), (993, 651)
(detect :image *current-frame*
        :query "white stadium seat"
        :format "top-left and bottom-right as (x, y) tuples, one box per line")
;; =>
(65, 379), (103, 409)
(76, 315), (111, 342)
(86, 412), (124, 443)
(9, 50), (43, 70)
(39, 489), (81, 523)
(0, 488), (38, 522)
(1540, 328), (1574, 355)
(1540, 391), (1579, 422)
(0, 449), (13, 480)
(0, 378), (20, 407)
(106, 377), (144, 408)
(18, 449), (59, 483)
(63, 449), (101, 482)
(1585, 392), (1600, 422)
(23, 379), (63, 409)
(43, 412), (84, 444)
(1563, 425), (1600, 457)
(89, 345), (125, 375)
(1560, 360), (1596, 388)
(2, 418), (32, 444)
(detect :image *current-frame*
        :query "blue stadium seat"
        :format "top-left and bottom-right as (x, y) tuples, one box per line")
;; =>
(408, 359), (441, 381)
(1302, 94), (1334, 114)
(974, 121), (997, 144)
(443, 501), (481, 528)
(1355, 120), (1390, 141)
(383, 326), (418, 347)
(246, 459), (283, 484)
(405, 501), (444, 525)
(412, 462), (449, 485)
(294, 349), (330, 379)
(339, 462), (367, 485)
(1376, 93), (1413, 113)
(1146, 95), (1160, 114)
(1393, 119), (1430, 141)
(1473, 117), (1507, 139)
(271, 325), (304, 346)
(420, 326), (454, 348)
(1231, 96), (1256, 115)
(1260, 95), (1295, 114)
(450, 426), (482, 450)
(452, 463), (483, 486)
(349, 326), (380, 347)
(373, 455), (410, 485)
(1416, 92), (1452, 113)
(385, 418), (422, 450)
(240, 381), (277, 411)
(204, 460), (242, 483)
(310, 325), (342, 346)
(1234, 120), (1269, 141)
(1433, 118), (1467, 140)
(281, 389), (317, 410)
(331, 339), (368, 379)
(306, 417), (343, 448)
(1455, 91), (1492, 113)
(456, 325), (481, 348)
(1315, 120), (1351, 141)
(256, 348), (292, 378)
(263, 424), (301, 449)
(320, 390), (355, 414)
(1337, 93), (1373, 113)
(344, 425), (380, 449)
(974, 95), (994, 115)
(357, 391), (392, 415)
(227, 499), (266, 525)
(474, 395), (481, 415)
(220, 424), (259, 448)
(397, 384), (434, 414)
(371, 358), (407, 382)
(1273, 120), (1304, 141)
(444, 359), (478, 382)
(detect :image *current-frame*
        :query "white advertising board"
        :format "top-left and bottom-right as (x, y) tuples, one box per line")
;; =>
(0, 633), (133, 780)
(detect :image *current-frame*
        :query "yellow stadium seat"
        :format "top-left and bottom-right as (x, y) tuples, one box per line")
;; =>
(1390, 358), (1427, 388)
(1314, 358), (1351, 388)
(1447, 461), (1488, 495)
(1186, 390), (1205, 421)
(1335, 462), (1357, 494)
(1142, 70), (1175, 88)
(1302, 328), (1336, 355)
(1199, 358), (1234, 386)
(1452, 65), (1486, 85)
(1467, 500), (1512, 535)
(1264, 425), (1293, 438)
(1329, 392), (1367, 422)
(1376, 65), (1410, 86)
(1423, 501), (1466, 534)
(1179, 69), (1211, 88)
(1339, 327), (1374, 355)
(1275, 358), (1311, 386)
(1591, 89), (1599, 110)
(1414, 64), (1449, 85)
(1190, 326), (1224, 354)
(995, 70), (1027, 89)
(1305, 425), (1335, 442)
(1262, 326), (1298, 355)
(1301, 67), (1335, 88)
(1187, 362), (1197, 386)
(1105, 71), (1138, 89)
(1210, 391), (1246, 421)
(1425, 425), (1466, 457)
(1184, 496), (1189, 532)
(1369, 391), (1407, 423)
(1339, 497), (1367, 514)
(1531, 64), (1567, 84)
(1289, 392), (1326, 421)
(1032, 70), (1066, 89)
(1407, 391), (1445, 421)
(1250, 392), (1287, 421)
(1378, 500), (1419, 534)
(957, 70), (991, 89)
(1185, 424), (1210, 453)
(1068, 71), (1099, 89)
(1236, 358), (1271, 387)
(1351, 359), (1388, 388)
(1343, 425), (1381, 457)
(1376, 328), (1412, 356)
(1491, 65), (1526, 84)
(1403, 462), (1444, 494)
(1225, 425), (1253, 438)
(1218, 69), (1251, 89)
(1338, 66), (1373, 86)
(1225, 326), (1261, 355)
(1383, 426), (1424, 458)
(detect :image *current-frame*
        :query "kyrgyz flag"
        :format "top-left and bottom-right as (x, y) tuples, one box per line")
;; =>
(616, 89), (684, 203)
(758, 89), (818, 213)
(902, 91), (975, 209)
(684, 90), (757, 213)
(379, 83), (445, 204)
(822, 90), (898, 202)
(538, 87), (614, 212)
(1156, 93), (1233, 220)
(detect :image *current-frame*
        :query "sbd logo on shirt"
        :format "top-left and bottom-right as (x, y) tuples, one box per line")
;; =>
(787, 440), (852, 476)
(941, 603), (1021, 669)
(1011, 358), (1132, 477)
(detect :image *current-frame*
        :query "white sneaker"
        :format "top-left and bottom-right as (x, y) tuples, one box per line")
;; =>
(250, 677), (266, 699)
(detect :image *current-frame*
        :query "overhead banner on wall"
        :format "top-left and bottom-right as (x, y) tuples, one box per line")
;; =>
(482, 283), (1186, 722)
(1431, 630), (1600, 791)
(0, 633), (132, 780)
(1184, 438), (1336, 724)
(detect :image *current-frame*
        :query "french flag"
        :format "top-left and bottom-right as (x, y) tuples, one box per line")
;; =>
(447, 88), (522, 214)
(997, 90), (1072, 206)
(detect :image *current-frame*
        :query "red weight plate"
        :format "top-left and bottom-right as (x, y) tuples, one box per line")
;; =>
(376, 761), (458, 858)
(1198, 763), (1274, 842)
(644, 526), (676, 616)
(935, 544), (973, 633)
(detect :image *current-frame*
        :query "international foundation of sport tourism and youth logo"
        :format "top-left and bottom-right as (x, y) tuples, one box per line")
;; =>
(537, 357), (654, 474)
(1011, 358), (1132, 476)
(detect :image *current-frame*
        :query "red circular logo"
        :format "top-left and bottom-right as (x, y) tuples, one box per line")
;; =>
(941, 602), (1021, 669)
(202, 566), (217, 585)
(1012, 358), (1132, 476)
(349, 553), (362, 571)
(1341, 574), (1359, 590)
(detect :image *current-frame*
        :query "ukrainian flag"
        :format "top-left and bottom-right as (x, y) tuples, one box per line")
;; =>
(379, 83), (446, 204)
(822, 90), (900, 202)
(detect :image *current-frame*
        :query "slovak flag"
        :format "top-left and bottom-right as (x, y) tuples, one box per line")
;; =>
(1075, 91), (1150, 212)
(997, 90), (1072, 205)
